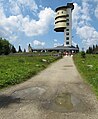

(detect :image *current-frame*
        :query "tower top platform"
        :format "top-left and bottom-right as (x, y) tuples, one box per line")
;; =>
(55, 3), (74, 12)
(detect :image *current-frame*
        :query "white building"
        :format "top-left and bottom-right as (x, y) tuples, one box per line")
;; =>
(54, 3), (74, 47)
(32, 4), (79, 53)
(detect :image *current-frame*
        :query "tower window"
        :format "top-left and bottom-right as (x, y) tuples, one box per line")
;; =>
(66, 19), (69, 22)
(66, 32), (69, 35)
(66, 14), (69, 17)
(67, 23), (69, 26)
(66, 29), (69, 31)
(66, 41), (69, 45)
(62, 11), (63, 13)
(66, 37), (69, 40)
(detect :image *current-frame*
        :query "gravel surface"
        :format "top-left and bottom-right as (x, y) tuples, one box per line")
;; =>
(0, 56), (98, 119)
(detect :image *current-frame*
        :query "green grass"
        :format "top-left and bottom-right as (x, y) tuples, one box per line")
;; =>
(0, 55), (61, 89)
(73, 53), (98, 96)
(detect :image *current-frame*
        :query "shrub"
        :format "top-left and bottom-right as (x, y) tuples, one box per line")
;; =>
(81, 51), (86, 58)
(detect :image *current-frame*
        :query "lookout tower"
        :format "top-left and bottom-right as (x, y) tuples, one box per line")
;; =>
(54, 3), (74, 47)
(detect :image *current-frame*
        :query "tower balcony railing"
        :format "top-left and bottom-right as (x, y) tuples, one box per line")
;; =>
(55, 20), (66, 24)
(55, 14), (68, 20)
(55, 17), (66, 23)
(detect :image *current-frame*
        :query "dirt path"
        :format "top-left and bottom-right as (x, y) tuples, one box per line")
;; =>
(0, 56), (98, 119)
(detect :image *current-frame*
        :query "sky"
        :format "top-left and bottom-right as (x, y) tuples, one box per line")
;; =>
(0, 0), (98, 51)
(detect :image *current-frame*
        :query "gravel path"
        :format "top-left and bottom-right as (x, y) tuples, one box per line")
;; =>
(0, 56), (98, 119)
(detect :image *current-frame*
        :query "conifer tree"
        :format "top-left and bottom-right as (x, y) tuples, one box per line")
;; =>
(24, 48), (26, 52)
(11, 45), (17, 53)
(18, 45), (22, 52)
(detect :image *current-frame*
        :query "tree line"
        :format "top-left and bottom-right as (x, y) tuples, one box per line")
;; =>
(0, 37), (98, 55)
(81, 44), (98, 58)
(86, 44), (98, 54)
(0, 37), (26, 55)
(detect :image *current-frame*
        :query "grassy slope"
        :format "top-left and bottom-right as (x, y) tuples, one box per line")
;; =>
(73, 53), (98, 96)
(0, 55), (61, 88)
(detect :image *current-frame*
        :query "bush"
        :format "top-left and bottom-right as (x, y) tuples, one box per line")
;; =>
(81, 51), (86, 58)
(0, 38), (11, 55)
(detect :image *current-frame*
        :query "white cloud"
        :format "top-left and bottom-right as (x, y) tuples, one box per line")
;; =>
(9, 35), (19, 43)
(81, 2), (91, 21)
(17, 0), (38, 12)
(94, 0), (98, 2)
(0, 14), (23, 34)
(72, 3), (81, 28)
(72, 2), (91, 28)
(54, 43), (63, 47)
(95, 5), (98, 18)
(72, 41), (77, 47)
(82, 0), (98, 2)
(33, 40), (45, 46)
(0, 0), (55, 41)
(54, 39), (57, 42)
(0, 4), (5, 19)
(76, 26), (98, 47)
(9, 1), (21, 15)
(9, 0), (38, 15)
(21, 7), (55, 36)
(72, 2), (98, 49)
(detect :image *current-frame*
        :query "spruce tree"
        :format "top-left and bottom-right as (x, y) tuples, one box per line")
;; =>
(24, 48), (26, 52)
(76, 44), (79, 52)
(93, 45), (95, 52)
(18, 45), (22, 52)
(88, 47), (93, 54)
(11, 45), (17, 53)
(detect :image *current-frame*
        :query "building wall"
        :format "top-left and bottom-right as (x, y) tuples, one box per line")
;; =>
(54, 9), (67, 31)
(54, 4), (74, 47)
(64, 8), (72, 46)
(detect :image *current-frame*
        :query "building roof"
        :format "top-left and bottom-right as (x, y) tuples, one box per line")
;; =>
(54, 45), (78, 50)
(55, 6), (67, 12)
(32, 45), (79, 51)
(55, 3), (74, 12)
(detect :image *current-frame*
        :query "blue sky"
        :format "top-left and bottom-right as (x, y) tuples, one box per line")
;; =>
(0, 0), (98, 51)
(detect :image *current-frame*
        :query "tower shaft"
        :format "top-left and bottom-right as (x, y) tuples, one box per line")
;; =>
(64, 8), (72, 46)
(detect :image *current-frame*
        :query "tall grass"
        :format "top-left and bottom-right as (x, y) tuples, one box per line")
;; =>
(73, 53), (98, 96)
(0, 55), (61, 88)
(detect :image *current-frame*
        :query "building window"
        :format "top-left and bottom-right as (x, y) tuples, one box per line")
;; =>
(57, 12), (59, 15)
(66, 32), (69, 35)
(66, 41), (69, 45)
(67, 23), (69, 26)
(62, 11), (63, 14)
(66, 19), (69, 22)
(66, 14), (69, 17)
(66, 37), (69, 40)
(66, 29), (69, 31)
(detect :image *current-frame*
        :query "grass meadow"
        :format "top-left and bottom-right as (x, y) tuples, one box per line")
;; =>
(0, 54), (61, 89)
(73, 54), (98, 96)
